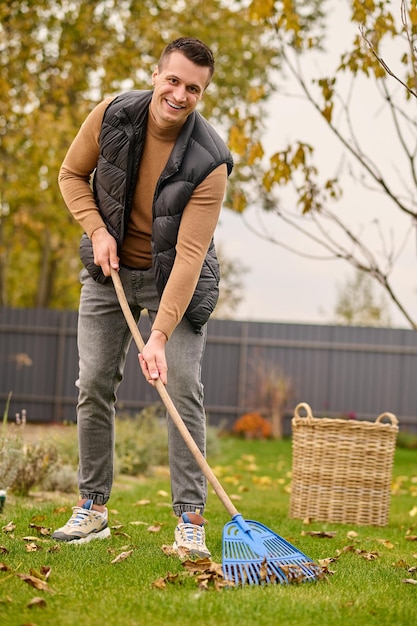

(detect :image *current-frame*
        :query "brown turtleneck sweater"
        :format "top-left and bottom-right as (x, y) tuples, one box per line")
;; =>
(58, 96), (228, 339)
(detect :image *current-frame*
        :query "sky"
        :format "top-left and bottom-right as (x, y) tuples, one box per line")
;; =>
(215, 1), (416, 329)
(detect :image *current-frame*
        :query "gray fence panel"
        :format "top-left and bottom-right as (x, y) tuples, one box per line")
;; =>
(1, 307), (416, 430)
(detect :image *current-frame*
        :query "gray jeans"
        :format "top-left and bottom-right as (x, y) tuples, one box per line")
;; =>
(76, 266), (207, 515)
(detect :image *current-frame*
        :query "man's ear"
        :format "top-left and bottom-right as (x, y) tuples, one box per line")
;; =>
(151, 66), (158, 85)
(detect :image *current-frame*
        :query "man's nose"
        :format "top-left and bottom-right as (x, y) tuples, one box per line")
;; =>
(173, 84), (187, 102)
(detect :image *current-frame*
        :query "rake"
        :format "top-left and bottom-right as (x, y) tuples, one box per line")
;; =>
(111, 268), (321, 586)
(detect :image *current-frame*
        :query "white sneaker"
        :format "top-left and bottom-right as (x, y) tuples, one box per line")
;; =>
(51, 499), (110, 544)
(173, 512), (211, 558)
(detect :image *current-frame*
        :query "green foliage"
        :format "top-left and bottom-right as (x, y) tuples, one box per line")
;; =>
(115, 405), (169, 476)
(0, 429), (60, 496)
(334, 270), (392, 327)
(0, 0), (284, 309)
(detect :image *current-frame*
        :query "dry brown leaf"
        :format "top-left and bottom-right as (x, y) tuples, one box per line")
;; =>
(109, 509), (119, 515)
(157, 490), (169, 497)
(301, 530), (337, 539)
(152, 577), (166, 589)
(0, 562), (11, 572)
(393, 559), (409, 569)
(182, 557), (213, 573)
(25, 543), (41, 553)
(29, 524), (51, 536)
(0, 546), (9, 555)
(408, 566), (417, 573)
(134, 499), (151, 506)
(147, 524), (162, 533)
(356, 550), (380, 561)
(402, 578), (417, 585)
(347, 531), (359, 539)
(110, 550), (133, 564)
(376, 539), (395, 549)
(129, 521), (148, 526)
(27, 596), (47, 609)
(53, 506), (70, 514)
(47, 545), (60, 553)
(40, 566), (51, 580)
(405, 535), (417, 541)
(2, 522), (16, 534)
(16, 573), (50, 592)
(114, 532), (131, 539)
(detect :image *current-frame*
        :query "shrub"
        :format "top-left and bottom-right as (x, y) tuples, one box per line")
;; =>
(232, 411), (272, 439)
(0, 433), (60, 496)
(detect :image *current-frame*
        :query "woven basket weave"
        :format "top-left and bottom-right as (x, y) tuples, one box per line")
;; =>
(290, 402), (399, 526)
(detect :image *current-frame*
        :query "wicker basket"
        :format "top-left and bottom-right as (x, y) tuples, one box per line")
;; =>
(290, 402), (399, 526)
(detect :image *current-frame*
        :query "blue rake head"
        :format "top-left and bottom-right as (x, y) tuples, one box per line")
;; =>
(222, 514), (322, 586)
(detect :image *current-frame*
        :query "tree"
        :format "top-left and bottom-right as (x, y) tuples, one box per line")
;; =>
(213, 243), (249, 319)
(231, 0), (417, 328)
(334, 269), (392, 327)
(1, 0), (287, 309)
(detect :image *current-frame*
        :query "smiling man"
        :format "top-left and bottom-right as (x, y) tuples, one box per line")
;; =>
(53, 38), (233, 556)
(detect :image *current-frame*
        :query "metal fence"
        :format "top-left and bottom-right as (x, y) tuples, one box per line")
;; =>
(1, 306), (416, 431)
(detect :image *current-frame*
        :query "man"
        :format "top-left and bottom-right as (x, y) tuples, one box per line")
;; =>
(52, 37), (233, 557)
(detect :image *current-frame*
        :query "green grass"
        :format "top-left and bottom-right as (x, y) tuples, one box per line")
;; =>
(0, 438), (416, 626)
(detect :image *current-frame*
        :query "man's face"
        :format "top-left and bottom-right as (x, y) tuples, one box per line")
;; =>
(150, 51), (210, 128)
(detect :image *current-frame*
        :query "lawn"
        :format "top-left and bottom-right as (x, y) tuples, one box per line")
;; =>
(0, 435), (416, 626)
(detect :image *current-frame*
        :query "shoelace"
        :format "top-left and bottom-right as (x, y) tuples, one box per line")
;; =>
(67, 506), (96, 527)
(177, 522), (206, 545)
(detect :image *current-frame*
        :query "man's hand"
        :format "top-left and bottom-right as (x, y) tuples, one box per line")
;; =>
(139, 330), (168, 385)
(91, 227), (119, 275)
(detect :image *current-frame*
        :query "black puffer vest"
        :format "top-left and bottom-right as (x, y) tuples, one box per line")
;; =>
(79, 90), (233, 331)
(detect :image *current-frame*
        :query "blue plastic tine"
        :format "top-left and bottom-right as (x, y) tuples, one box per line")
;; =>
(222, 516), (320, 586)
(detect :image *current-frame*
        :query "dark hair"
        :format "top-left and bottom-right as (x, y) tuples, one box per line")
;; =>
(158, 37), (215, 81)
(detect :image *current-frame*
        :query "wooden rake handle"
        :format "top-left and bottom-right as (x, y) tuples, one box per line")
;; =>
(111, 268), (239, 520)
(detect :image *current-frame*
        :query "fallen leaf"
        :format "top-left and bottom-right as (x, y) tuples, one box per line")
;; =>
(0, 546), (9, 555)
(47, 545), (60, 553)
(0, 562), (11, 572)
(109, 509), (119, 515)
(402, 578), (417, 585)
(347, 531), (359, 539)
(111, 550), (133, 564)
(405, 535), (417, 541)
(2, 522), (16, 534)
(152, 577), (166, 589)
(16, 573), (50, 592)
(408, 566), (417, 573)
(301, 530), (337, 539)
(161, 543), (188, 558)
(25, 543), (41, 552)
(376, 539), (395, 549)
(29, 524), (51, 536)
(40, 566), (51, 580)
(393, 559), (409, 569)
(356, 550), (380, 561)
(134, 499), (151, 506)
(129, 521), (148, 526)
(147, 524), (162, 533)
(182, 557), (213, 573)
(409, 506), (417, 517)
(27, 596), (47, 609)
(53, 506), (70, 514)
(157, 490), (169, 497)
